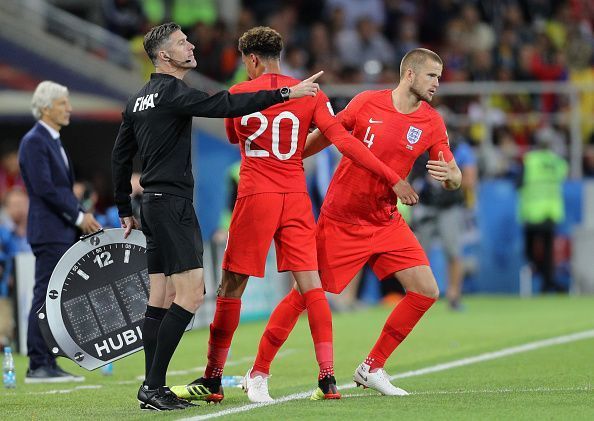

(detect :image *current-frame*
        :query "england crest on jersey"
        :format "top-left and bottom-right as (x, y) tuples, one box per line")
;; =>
(406, 126), (423, 144)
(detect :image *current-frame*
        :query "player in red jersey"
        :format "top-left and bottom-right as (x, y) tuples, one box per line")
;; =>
(243, 48), (462, 399)
(173, 27), (417, 403)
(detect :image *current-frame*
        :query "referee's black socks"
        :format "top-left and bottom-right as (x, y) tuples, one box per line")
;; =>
(145, 303), (194, 389)
(142, 305), (168, 380)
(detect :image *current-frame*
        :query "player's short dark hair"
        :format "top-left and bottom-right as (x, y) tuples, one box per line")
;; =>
(238, 26), (283, 60)
(400, 48), (443, 80)
(144, 22), (181, 65)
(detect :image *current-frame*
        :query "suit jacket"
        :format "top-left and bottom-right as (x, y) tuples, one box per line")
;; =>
(18, 122), (81, 245)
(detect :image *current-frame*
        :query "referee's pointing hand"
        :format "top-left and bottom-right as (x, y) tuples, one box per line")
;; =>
(288, 71), (324, 99)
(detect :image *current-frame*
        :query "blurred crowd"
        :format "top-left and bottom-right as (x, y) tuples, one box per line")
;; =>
(0, 142), (29, 344)
(98, 0), (594, 84)
(89, 0), (594, 179)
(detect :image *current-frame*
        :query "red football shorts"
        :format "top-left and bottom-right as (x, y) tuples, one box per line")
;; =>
(223, 192), (317, 277)
(316, 212), (429, 294)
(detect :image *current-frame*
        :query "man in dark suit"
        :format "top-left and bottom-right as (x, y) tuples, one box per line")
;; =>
(18, 81), (102, 383)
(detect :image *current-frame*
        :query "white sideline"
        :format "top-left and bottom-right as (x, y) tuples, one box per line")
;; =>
(341, 385), (593, 398)
(178, 329), (594, 421)
(134, 349), (297, 381)
(22, 351), (297, 394)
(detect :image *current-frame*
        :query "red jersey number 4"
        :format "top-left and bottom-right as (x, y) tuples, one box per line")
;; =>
(363, 126), (374, 148)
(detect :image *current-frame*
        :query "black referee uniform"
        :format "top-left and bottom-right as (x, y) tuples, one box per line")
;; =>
(112, 73), (287, 276)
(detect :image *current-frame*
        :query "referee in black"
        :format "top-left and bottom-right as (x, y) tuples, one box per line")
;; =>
(112, 22), (321, 411)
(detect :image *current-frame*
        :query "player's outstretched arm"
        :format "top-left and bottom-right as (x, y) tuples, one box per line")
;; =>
(313, 103), (402, 186)
(288, 71), (323, 99)
(303, 129), (332, 158)
(309, 91), (401, 185)
(179, 71), (322, 118)
(427, 151), (462, 190)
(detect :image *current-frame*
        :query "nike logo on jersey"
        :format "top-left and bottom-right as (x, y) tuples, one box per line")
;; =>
(368, 118), (383, 124)
(133, 92), (159, 112)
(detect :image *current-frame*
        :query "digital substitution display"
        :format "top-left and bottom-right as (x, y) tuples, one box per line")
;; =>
(60, 242), (148, 360)
(38, 229), (150, 370)
(114, 271), (150, 324)
(61, 271), (150, 344)
(62, 295), (103, 344)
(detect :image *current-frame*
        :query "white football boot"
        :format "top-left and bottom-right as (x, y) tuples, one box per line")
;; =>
(353, 362), (409, 396)
(242, 368), (274, 403)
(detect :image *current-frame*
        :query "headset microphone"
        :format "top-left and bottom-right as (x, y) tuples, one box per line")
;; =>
(165, 55), (192, 64)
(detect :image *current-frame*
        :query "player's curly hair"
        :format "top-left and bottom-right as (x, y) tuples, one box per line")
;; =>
(238, 26), (283, 59)
(400, 48), (443, 80)
(143, 22), (181, 65)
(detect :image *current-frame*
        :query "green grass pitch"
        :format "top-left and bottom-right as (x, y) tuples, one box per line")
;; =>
(2, 295), (594, 420)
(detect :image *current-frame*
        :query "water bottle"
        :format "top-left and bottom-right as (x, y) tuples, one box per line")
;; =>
(100, 363), (113, 376)
(3, 347), (16, 389)
(221, 375), (243, 388)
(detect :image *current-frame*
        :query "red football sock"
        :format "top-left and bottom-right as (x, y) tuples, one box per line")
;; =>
(302, 288), (334, 379)
(367, 291), (436, 371)
(253, 289), (305, 376)
(204, 297), (241, 378)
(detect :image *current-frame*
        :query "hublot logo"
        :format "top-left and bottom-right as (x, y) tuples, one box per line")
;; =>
(94, 326), (143, 357)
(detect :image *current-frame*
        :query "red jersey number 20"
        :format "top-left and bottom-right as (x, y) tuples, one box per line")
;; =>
(241, 111), (299, 161)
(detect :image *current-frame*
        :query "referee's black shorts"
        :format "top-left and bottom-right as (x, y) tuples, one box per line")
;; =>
(140, 192), (203, 276)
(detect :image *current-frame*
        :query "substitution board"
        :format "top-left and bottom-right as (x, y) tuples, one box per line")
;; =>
(38, 228), (151, 370)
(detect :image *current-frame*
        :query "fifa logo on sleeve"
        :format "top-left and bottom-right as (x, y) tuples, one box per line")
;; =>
(133, 92), (158, 112)
(406, 126), (423, 144)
